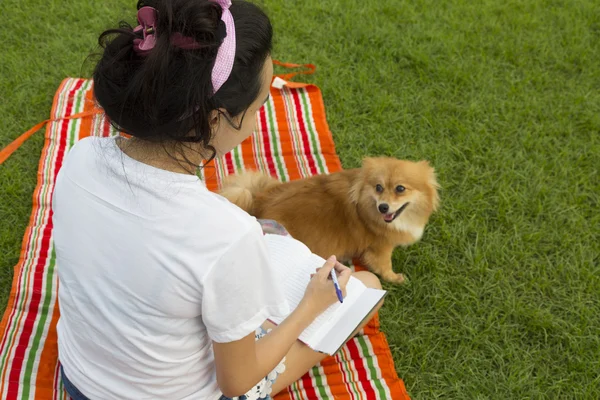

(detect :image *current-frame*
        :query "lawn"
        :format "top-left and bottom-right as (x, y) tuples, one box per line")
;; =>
(1, 0), (599, 398)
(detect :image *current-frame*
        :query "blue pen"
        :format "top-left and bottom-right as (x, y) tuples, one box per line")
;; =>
(330, 268), (344, 303)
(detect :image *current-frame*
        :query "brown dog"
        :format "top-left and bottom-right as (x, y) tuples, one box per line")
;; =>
(220, 157), (439, 283)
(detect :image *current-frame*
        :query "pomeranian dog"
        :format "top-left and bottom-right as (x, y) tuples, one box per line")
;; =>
(220, 157), (439, 283)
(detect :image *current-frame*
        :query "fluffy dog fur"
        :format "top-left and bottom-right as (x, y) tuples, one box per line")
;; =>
(219, 157), (440, 283)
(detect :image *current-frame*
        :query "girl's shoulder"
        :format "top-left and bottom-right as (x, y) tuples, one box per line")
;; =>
(194, 190), (263, 241)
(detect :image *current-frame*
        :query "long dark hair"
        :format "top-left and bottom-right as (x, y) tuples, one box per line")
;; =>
(93, 0), (272, 163)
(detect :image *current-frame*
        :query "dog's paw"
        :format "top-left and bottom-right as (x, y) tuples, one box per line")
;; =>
(383, 272), (406, 284)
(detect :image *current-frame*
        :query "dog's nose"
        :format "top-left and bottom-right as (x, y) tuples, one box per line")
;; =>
(378, 203), (389, 214)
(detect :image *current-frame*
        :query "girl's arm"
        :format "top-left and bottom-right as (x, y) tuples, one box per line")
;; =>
(212, 299), (314, 397)
(212, 258), (350, 397)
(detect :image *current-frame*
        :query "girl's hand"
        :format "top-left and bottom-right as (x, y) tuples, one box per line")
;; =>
(300, 256), (351, 317)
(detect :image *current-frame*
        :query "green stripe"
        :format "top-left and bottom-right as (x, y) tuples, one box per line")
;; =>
(299, 89), (326, 174)
(266, 98), (287, 181)
(311, 365), (331, 399)
(357, 335), (388, 398)
(110, 124), (120, 137)
(232, 146), (243, 172)
(22, 247), (57, 398)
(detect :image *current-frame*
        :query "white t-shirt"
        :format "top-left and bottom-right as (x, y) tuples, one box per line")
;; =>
(53, 136), (289, 400)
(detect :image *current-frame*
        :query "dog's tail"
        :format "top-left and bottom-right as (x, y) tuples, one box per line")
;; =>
(219, 171), (280, 213)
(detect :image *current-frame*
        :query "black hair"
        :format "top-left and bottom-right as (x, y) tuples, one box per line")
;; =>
(93, 0), (272, 163)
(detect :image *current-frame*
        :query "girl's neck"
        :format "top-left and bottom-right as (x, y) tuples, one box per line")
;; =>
(116, 136), (206, 175)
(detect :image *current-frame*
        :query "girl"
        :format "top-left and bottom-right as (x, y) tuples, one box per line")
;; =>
(52, 0), (382, 399)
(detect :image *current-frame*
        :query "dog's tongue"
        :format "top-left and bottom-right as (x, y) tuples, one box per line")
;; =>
(384, 213), (395, 222)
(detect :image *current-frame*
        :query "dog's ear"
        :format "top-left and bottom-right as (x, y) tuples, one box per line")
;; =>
(349, 159), (373, 204)
(417, 160), (441, 211)
(349, 173), (364, 204)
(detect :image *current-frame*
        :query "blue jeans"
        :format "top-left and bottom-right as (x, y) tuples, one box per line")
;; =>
(60, 367), (91, 400)
(61, 367), (272, 400)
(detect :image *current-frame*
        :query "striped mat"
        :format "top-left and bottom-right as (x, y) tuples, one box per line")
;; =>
(0, 75), (410, 400)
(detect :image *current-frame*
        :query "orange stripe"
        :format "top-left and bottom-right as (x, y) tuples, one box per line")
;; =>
(321, 357), (352, 400)
(240, 134), (256, 170)
(33, 386), (54, 400)
(370, 332), (410, 398)
(202, 162), (219, 192)
(34, 300), (61, 399)
(363, 314), (380, 337)
(273, 388), (292, 400)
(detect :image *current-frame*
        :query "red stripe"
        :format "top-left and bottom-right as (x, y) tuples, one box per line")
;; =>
(6, 79), (84, 398)
(300, 372), (318, 400)
(102, 116), (111, 137)
(258, 106), (278, 177)
(290, 90), (317, 176)
(346, 340), (377, 400)
(224, 152), (235, 175)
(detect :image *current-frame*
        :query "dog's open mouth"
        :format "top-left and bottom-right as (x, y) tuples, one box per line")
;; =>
(383, 203), (410, 223)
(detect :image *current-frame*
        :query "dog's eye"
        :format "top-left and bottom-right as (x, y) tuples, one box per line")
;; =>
(375, 184), (384, 193)
(395, 185), (406, 193)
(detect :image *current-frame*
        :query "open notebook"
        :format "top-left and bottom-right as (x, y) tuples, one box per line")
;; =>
(265, 234), (387, 355)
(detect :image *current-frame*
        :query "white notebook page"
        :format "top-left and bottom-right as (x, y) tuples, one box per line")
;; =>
(265, 235), (368, 344)
(314, 288), (386, 355)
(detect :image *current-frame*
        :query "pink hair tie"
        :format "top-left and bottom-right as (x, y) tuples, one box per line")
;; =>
(133, 2), (235, 94)
(210, 0), (236, 94)
(133, 6), (204, 54)
(132, 7), (158, 56)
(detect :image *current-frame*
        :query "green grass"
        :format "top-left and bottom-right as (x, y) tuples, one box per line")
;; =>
(1, 0), (599, 398)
